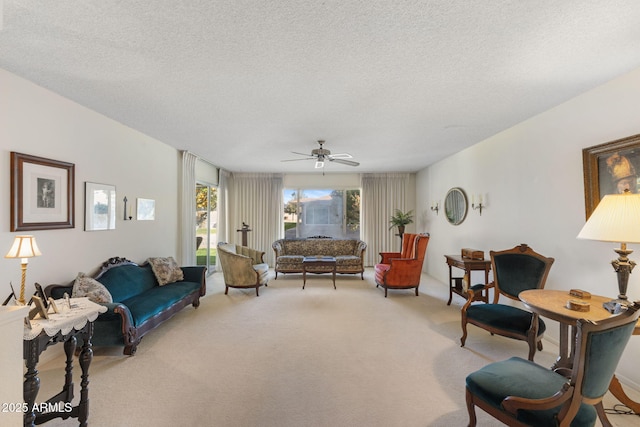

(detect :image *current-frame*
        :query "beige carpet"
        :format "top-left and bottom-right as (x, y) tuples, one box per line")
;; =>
(34, 269), (640, 427)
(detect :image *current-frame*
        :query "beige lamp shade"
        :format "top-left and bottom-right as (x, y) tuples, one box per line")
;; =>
(5, 235), (42, 259)
(577, 192), (640, 243)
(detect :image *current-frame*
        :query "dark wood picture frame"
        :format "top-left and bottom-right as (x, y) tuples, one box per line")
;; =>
(582, 134), (640, 219)
(10, 152), (75, 231)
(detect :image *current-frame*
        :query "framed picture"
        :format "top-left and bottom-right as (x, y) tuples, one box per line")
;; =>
(10, 152), (75, 231)
(137, 198), (155, 220)
(85, 182), (116, 231)
(582, 134), (640, 219)
(28, 296), (49, 320)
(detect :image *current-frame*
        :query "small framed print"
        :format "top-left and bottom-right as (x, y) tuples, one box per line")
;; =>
(85, 182), (116, 231)
(136, 198), (155, 220)
(29, 296), (49, 320)
(34, 283), (48, 309)
(10, 152), (75, 231)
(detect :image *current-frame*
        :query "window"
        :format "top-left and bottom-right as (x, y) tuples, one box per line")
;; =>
(283, 188), (360, 239)
(196, 184), (217, 271)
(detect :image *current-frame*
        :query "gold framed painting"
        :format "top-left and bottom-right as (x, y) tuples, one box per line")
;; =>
(10, 152), (75, 231)
(582, 134), (640, 219)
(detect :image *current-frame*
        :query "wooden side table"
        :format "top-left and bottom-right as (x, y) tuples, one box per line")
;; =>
(23, 298), (106, 427)
(520, 289), (640, 417)
(519, 289), (612, 369)
(444, 255), (491, 305)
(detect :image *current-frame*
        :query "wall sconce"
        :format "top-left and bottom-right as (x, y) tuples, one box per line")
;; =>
(430, 201), (440, 215)
(5, 235), (42, 305)
(472, 194), (485, 215)
(123, 196), (133, 220)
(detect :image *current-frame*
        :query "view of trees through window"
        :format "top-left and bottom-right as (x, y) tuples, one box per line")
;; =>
(196, 184), (217, 270)
(283, 188), (360, 239)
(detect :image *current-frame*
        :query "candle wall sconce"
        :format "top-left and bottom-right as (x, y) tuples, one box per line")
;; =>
(471, 194), (485, 215)
(123, 196), (133, 220)
(430, 201), (440, 215)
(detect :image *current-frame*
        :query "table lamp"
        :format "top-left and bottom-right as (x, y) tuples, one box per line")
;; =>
(5, 235), (42, 305)
(577, 190), (640, 309)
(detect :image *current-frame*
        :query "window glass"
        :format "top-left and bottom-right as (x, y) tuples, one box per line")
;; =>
(284, 188), (360, 239)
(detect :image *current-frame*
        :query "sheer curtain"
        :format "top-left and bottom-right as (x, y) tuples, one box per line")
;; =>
(361, 173), (410, 266)
(224, 173), (283, 267)
(179, 151), (197, 265)
(216, 169), (232, 272)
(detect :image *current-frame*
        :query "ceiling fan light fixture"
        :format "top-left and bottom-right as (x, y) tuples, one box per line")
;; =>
(282, 140), (358, 170)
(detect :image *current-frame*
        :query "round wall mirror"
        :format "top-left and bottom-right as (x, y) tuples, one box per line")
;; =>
(444, 187), (468, 225)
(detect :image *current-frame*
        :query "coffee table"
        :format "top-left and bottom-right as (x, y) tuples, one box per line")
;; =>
(302, 256), (337, 289)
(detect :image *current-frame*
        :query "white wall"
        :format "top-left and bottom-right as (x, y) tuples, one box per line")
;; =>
(417, 66), (640, 390)
(0, 68), (181, 290)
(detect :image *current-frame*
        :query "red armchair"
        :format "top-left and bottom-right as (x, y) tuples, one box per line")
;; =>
(374, 233), (430, 297)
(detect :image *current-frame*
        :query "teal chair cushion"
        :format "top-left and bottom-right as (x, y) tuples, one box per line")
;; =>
(466, 356), (597, 427)
(466, 304), (546, 336)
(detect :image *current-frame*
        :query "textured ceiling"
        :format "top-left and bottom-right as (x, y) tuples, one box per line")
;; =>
(2, 1), (640, 173)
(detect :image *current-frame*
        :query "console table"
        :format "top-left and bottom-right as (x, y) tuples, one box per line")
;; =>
(444, 255), (491, 305)
(23, 298), (106, 427)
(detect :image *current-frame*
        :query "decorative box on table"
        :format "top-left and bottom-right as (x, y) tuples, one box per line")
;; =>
(461, 248), (484, 260)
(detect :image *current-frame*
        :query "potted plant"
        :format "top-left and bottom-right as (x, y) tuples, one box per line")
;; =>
(389, 209), (414, 235)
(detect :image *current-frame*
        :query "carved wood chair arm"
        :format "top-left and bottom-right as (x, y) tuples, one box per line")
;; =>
(502, 383), (573, 415)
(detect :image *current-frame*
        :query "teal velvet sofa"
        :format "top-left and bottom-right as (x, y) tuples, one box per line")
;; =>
(45, 257), (207, 355)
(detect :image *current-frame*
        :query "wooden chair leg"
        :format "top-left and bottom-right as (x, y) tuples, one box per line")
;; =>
(596, 402), (613, 427)
(465, 387), (477, 427)
(460, 315), (468, 347)
(225, 286), (229, 295)
(527, 343), (536, 361)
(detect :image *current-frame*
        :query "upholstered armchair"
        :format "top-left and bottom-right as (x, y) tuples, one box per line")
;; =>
(217, 243), (269, 296)
(465, 301), (640, 427)
(460, 244), (554, 361)
(374, 233), (430, 297)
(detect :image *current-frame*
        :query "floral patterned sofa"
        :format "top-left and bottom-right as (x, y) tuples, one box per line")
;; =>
(272, 238), (367, 279)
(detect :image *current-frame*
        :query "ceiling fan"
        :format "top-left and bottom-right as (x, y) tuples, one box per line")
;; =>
(281, 140), (360, 169)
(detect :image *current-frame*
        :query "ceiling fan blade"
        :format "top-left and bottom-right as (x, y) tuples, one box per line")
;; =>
(281, 157), (315, 162)
(291, 151), (313, 156)
(329, 158), (360, 167)
(328, 153), (353, 159)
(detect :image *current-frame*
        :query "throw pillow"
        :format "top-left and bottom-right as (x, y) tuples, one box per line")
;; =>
(147, 256), (184, 286)
(72, 272), (113, 303)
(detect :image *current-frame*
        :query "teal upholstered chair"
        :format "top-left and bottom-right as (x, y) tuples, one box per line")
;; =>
(465, 301), (640, 427)
(460, 244), (554, 361)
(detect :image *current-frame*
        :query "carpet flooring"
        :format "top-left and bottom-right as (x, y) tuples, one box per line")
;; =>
(33, 269), (640, 426)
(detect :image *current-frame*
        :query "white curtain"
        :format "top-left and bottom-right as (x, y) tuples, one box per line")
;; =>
(216, 169), (232, 272)
(179, 151), (198, 265)
(361, 173), (410, 266)
(226, 173), (283, 267)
